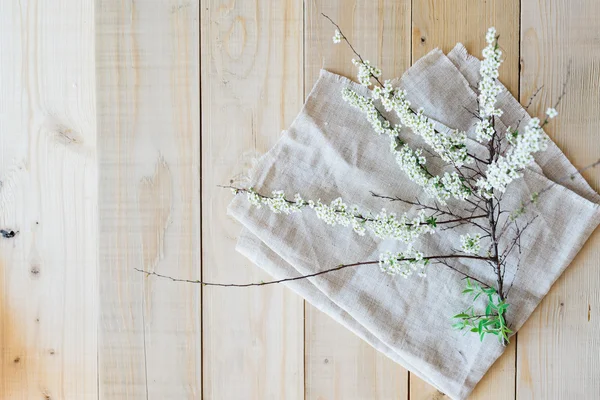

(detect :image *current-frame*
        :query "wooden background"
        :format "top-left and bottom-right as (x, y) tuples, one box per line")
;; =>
(0, 0), (598, 398)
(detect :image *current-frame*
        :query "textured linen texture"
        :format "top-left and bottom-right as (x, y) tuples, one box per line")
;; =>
(228, 44), (600, 399)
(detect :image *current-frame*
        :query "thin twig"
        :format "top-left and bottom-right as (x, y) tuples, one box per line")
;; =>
(136, 254), (494, 287)
(508, 158), (600, 222)
(499, 215), (539, 262)
(433, 259), (491, 288)
(321, 13), (385, 87)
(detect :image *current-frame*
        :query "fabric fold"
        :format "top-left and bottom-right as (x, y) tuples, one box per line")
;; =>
(227, 44), (600, 399)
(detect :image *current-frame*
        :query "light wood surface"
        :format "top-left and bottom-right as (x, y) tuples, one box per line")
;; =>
(0, 1), (97, 398)
(201, 1), (304, 399)
(517, 1), (600, 398)
(0, 0), (598, 398)
(97, 0), (201, 398)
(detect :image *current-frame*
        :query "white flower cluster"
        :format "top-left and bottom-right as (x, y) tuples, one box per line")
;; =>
(352, 59), (382, 87)
(341, 88), (399, 137)
(374, 83), (472, 167)
(308, 197), (367, 236)
(395, 145), (471, 204)
(332, 29), (342, 44)
(546, 107), (558, 119)
(476, 117), (549, 196)
(460, 233), (481, 254)
(309, 198), (435, 242)
(475, 118), (495, 143)
(365, 208), (435, 243)
(379, 247), (427, 278)
(475, 27), (503, 142)
(246, 188), (306, 214)
(505, 125), (518, 146)
(434, 173), (472, 202)
(245, 188), (436, 243)
(342, 88), (472, 204)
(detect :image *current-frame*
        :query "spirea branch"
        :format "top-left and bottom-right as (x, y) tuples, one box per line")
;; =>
(138, 17), (600, 346)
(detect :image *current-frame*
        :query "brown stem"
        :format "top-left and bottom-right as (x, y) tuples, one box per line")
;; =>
(136, 254), (494, 288)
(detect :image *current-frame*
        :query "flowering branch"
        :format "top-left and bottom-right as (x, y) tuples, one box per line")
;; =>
(135, 254), (493, 288)
(138, 19), (599, 346)
(223, 186), (487, 245)
(327, 13), (487, 204)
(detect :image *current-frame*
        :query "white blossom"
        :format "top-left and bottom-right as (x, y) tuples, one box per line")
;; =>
(475, 118), (495, 142)
(308, 197), (436, 242)
(377, 85), (472, 167)
(245, 188), (436, 243)
(341, 88), (398, 137)
(364, 207), (435, 243)
(378, 246), (427, 278)
(460, 233), (481, 254)
(546, 107), (558, 119)
(332, 29), (342, 44)
(352, 59), (382, 87)
(476, 117), (548, 196)
(342, 88), (472, 204)
(505, 125), (518, 146)
(246, 188), (305, 214)
(475, 27), (503, 142)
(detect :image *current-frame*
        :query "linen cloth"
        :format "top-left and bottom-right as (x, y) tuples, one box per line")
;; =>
(227, 44), (600, 399)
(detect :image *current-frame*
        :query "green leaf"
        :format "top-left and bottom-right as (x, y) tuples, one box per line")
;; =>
(453, 313), (469, 319)
(499, 315), (506, 325)
(485, 304), (492, 315)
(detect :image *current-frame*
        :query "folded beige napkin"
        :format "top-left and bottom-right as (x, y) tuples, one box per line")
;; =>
(227, 44), (600, 399)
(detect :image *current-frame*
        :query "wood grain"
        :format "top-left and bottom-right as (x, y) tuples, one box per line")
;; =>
(412, 0), (520, 98)
(304, 1), (411, 399)
(201, 1), (304, 399)
(411, 1), (520, 399)
(1, 1), (599, 398)
(517, 1), (600, 398)
(97, 1), (201, 398)
(0, 0), (97, 398)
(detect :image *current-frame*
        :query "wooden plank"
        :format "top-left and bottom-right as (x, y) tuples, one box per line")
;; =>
(97, 1), (201, 398)
(201, 1), (304, 399)
(517, 1), (600, 398)
(0, 0), (97, 398)
(411, 1), (520, 399)
(304, 2), (411, 399)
